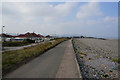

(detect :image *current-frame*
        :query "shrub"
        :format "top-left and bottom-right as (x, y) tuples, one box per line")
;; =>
(112, 58), (120, 64)
(2, 41), (30, 47)
(25, 39), (35, 43)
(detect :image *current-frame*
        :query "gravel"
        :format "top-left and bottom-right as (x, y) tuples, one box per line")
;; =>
(72, 38), (118, 79)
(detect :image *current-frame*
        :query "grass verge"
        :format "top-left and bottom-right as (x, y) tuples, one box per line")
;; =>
(112, 58), (120, 64)
(2, 41), (31, 47)
(2, 38), (69, 75)
(78, 52), (87, 56)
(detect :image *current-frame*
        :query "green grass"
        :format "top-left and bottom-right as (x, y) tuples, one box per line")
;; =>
(2, 41), (31, 47)
(74, 48), (77, 53)
(95, 54), (101, 58)
(78, 52), (87, 56)
(80, 56), (83, 58)
(118, 65), (120, 71)
(2, 38), (68, 70)
(112, 58), (120, 64)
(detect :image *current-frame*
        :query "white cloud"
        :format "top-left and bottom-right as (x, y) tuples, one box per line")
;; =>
(55, 2), (77, 16)
(2, 2), (77, 33)
(76, 2), (103, 19)
(104, 16), (117, 22)
(3, 2), (77, 23)
(3, 0), (119, 2)
(58, 16), (118, 38)
(2, 2), (118, 38)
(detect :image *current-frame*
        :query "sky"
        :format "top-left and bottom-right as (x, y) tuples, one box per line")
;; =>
(1, 2), (118, 38)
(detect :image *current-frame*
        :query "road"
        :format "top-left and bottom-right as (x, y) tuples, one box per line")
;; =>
(4, 40), (81, 78)
(3, 43), (40, 52)
(3, 41), (55, 52)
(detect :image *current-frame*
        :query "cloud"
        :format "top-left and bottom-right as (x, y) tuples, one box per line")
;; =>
(104, 16), (117, 22)
(2, 2), (118, 38)
(58, 16), (117, 38)
(2, 2), (77, 33)
(55, 2), (77, 16)
(76, 2), (103, 19)
(3, 2), (77, 22)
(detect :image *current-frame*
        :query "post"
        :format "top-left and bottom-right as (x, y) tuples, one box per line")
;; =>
(2, 26), (5, 42)
(2, 26), (5, 34)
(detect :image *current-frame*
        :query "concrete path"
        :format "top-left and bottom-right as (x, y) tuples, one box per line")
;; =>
(56, 40), (81, 78)
(4, 40), (81, 78)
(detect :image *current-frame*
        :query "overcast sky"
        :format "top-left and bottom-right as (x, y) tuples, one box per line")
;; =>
(2, 2), (118, 38)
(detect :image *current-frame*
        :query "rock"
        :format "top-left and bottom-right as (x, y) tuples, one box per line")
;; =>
(93, 74), (97, 77)
(88, 58), (92, 60)
(102, 74), (109, 78)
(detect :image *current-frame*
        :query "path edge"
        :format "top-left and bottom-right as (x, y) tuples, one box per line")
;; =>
(71, 39), (83, 79)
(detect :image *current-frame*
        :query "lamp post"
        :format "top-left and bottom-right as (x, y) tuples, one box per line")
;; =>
(2, 26), (5, 42)
(2, 26), (5, 34)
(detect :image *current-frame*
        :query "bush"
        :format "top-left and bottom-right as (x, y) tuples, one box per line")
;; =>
(2, 41), (30, 47)
(25, 39), (35, 43)
(112, 58), (120, 64)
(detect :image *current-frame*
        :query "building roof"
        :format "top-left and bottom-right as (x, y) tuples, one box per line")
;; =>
(1, 32), (46, 38)
(38, 34), (44, 37)
(16, 32), (43, 38)
(2, 33), (14, 37)
(46, 35), (51, 38)
(25, 32), (38, 37)
(17, 34), (26, 37)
